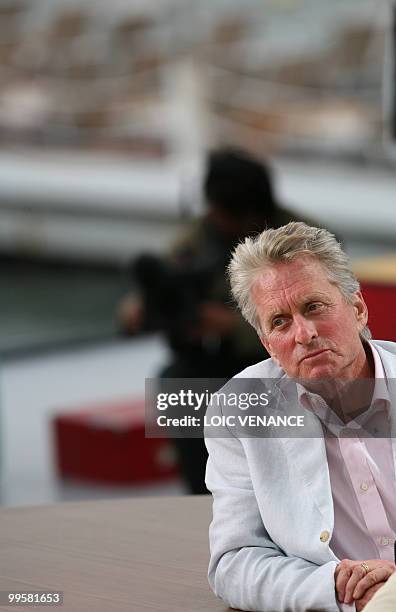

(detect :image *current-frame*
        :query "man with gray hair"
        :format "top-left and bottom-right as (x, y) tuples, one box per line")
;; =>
(205, 222), (396, 611)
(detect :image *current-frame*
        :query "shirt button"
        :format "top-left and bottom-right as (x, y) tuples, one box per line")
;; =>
(320, 530), (330, 543)
(380, 537), (390, 546)
(360, 482), (369, 492)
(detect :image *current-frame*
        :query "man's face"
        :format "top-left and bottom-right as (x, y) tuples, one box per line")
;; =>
(253, 256), (369, 380)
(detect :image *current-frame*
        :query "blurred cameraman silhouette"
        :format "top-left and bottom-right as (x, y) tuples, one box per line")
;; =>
(118, 147), (312, 493)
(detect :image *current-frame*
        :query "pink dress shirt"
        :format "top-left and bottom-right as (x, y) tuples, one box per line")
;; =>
(298, 343), (396, 611)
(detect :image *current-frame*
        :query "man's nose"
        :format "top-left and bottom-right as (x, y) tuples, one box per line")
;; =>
(293, 316), (318, 345)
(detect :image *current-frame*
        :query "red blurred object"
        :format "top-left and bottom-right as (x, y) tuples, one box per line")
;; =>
(361, 283), (396, 342)
(53, 399), (179, 484)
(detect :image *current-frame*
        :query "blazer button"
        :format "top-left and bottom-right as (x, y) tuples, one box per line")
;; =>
(320, 530), (330, 543)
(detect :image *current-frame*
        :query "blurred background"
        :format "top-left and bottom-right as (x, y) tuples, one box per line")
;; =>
(1, 0), (396, 506)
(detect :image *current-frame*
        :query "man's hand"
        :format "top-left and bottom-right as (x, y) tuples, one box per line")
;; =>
(117, 295), (145, 334)
(335, 559), (396, 605)
(355, 581), (386, 611)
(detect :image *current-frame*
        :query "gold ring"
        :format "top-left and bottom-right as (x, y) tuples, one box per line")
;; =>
(361, 562), (370, 574)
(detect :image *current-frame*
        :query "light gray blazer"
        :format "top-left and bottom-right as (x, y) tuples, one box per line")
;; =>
(205, 340), (396, 612)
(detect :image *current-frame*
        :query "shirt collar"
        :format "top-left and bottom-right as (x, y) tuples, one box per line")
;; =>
(296, 342), (390, 432)
(368, 341), (390, 406)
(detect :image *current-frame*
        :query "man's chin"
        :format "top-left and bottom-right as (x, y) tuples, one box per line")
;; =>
(298, 365), (337, 380)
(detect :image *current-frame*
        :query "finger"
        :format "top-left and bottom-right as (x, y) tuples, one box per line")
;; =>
(353, 567), (394, 600)
(335, 565), (353, 602)
(344, 565), (368, 603)
(355, 581), (386, 612)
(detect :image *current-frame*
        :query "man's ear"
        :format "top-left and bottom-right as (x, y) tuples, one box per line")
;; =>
(352, 291), (368, 331)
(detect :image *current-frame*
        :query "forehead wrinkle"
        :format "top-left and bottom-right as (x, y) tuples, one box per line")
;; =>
(252, 274), (302, 305)
(253, 259), (336, 302)
(253, 263), (316, 296)
(253, 275), (319, 309)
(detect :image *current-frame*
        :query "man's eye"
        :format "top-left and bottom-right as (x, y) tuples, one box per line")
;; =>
(307, 303), (322, 312)
(272, 318), (285, 328)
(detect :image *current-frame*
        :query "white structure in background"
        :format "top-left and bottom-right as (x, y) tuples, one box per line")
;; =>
(164, 59), (212, 165)
(2, 146), (396, 264)
(0, 150), (192, 263)
(0, 0), (396, 263)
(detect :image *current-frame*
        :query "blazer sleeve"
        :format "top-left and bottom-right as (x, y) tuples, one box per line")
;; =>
(205, 402), (341, 612)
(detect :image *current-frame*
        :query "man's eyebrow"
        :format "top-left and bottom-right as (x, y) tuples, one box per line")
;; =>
(266, 291), (330, 321)
(266, 295), (329, 322)
(303, 293), (330, 303)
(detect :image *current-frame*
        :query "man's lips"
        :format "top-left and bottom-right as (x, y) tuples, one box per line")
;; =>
(300, 349), (330, 363)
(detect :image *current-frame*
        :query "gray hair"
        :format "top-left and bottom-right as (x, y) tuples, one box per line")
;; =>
(228, 222), (371, 341)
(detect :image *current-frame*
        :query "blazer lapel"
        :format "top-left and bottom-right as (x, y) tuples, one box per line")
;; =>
(274, 377), (335, 532)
